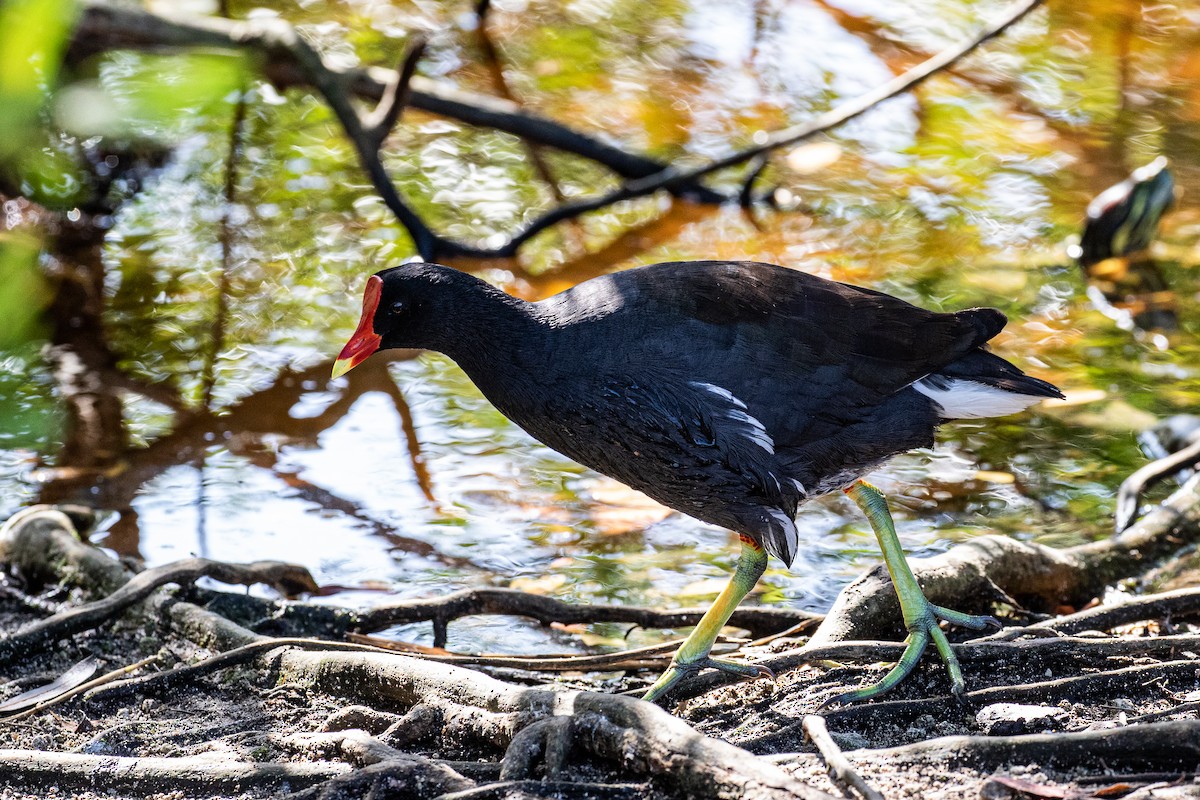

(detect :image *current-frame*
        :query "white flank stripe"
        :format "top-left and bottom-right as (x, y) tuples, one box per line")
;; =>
(689, 381), (775, 454)
(726, 409), (775, 454)
(690, 381), (747, 408)
(913, 377), (1044, 420)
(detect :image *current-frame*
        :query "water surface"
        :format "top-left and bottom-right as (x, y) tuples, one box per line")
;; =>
(3, 0), (1199, 652)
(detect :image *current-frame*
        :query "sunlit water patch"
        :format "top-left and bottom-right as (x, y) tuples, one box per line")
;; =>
(4, 0), (1200, 656)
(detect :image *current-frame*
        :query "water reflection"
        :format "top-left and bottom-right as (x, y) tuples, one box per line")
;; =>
(2, 0), (1200, 652)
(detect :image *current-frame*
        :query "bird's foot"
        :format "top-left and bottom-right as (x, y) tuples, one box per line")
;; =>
(641, 656), (775, 703)
(822, 603), (999, 707)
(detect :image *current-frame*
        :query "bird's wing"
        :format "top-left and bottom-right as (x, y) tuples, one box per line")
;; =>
(523, 372), (805, 564)
(664, 261), (1002, 388)
(612, 261), (1005, 441)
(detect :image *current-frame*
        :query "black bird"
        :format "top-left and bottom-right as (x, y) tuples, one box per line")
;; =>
(1070, 156), (1174, 269)
(333, 260), (1062, 703)
(1069, 157), (1178, 333)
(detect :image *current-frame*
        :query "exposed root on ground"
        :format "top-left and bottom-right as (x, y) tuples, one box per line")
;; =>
(808, 472), (1200, 647)
(0, 507), (834, 800)
(0, 749), (347, 794)
(4, 494), (1200, 799)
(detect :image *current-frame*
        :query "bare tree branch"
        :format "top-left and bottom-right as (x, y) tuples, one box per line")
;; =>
(64, 0), (1041, 261)
(363, 35), (427, 151)
(67, 2), (724, 199)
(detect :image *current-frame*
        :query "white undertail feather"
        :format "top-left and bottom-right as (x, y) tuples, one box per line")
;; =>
(913, 377), (1044, 420)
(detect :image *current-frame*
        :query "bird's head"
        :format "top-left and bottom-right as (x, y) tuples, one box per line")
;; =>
(332, 263), (510, 378)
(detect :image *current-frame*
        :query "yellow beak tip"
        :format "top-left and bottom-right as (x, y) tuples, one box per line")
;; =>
(331, 359), (353, 379)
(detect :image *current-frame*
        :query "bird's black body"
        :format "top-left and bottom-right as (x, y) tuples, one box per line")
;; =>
(358, 260), (1061, 565)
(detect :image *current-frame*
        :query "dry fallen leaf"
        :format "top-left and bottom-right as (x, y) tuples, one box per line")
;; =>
(510, 574), (567, 594)
(586, 478), (673, 535)
(1041, 389), (1107, 408)
(985, 774), (1068, 799)
(785, 141), (842, 175)
(974, 470), (1016, 484)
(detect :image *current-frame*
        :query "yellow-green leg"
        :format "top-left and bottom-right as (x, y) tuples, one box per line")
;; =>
(831, 480), (998, 705)
(642, 536), (774, 702)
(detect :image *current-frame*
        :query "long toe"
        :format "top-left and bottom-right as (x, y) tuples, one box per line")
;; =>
(643, 656), (773, 703)
(699, 656), (775, 682)
(641, 663), (690, 703)
(932, 604), (1001, 631)
(821, 628), (932, 707)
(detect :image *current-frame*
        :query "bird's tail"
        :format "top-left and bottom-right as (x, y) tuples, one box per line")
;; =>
(913, 350), (1063, 420)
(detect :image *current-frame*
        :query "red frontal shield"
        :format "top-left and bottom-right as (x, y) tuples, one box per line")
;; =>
(332, 275), (383, 378)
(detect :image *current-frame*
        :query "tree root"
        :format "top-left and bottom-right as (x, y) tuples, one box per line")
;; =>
(801, 715), (883, 800)
(738, 658), (1200, 751)
(433, 780), (650, 800)
(1039, 586), (1200, 635)
(809, 473), (1200, 647)
(843, 718), (1200, 773)
(5, 499), (1200, 796)
(499, 717), (573, 780)
(0, 506), (126, 596)
(669, 625), (1200, 702)
(0, 547), (317, 665)
(0, 749), (348, 793)
(275, 731), (476, 799)
(140, 611), (828, 798)
(353, 589), (817, 646)
(260, 646), (833, 797)
(0, 506), (835, 800)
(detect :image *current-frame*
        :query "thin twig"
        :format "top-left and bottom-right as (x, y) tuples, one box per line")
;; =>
(802, 715), (884, 800)
(0, 557), (317, 665)
(345, 632), (699, 671)
(483, 0), (1047, 256)
(742, 659), (1200, 752)
(1039, 588), (1200, 635)
(364, 35), (427, 147)
(0, 655), (160, 724)
(1127, 700), (1200, 724)
(668, 631), (1200, 702)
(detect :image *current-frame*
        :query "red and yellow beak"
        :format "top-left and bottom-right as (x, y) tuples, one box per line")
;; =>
(332, 275), (383, 379)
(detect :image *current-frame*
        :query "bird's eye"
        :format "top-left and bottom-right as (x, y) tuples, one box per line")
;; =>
(389, 301), (405, 315)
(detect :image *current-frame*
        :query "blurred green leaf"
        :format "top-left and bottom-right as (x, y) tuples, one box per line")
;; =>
(56, 51), (250, 140)
(0, 231), (50, 350)
(0, 0), (78, 161)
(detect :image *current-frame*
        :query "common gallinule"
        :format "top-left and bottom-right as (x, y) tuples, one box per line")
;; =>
(1069, 156), (1174, 269)
(333, 260), (1063, 703)
(1069, 157), (1177, 332)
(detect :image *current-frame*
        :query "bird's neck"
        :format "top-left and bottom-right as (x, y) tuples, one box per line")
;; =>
(432, 283), (543, 391)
